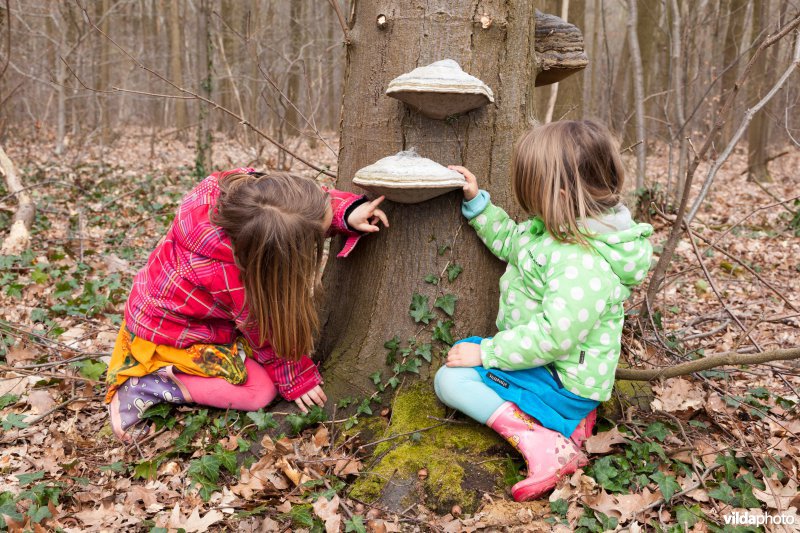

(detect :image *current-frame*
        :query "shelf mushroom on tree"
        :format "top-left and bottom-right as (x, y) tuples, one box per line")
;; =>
(315, 1), (589, 512)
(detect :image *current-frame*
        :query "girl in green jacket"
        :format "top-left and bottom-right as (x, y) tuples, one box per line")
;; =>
(435, 120), (653, 501)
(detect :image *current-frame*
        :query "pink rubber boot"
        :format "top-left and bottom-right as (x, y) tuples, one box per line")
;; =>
(570, 409), (597, 448)
(487, 402), (588, 501)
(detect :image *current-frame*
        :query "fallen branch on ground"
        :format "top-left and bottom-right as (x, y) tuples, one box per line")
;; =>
(616, 346), (800, 381)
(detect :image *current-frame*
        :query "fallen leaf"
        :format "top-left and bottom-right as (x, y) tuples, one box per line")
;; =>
(582, 488), (660, 524)
(651, 378), (705, 414)
(6, 344), (37, 365)
(26, 389), (55, 415)
(585, 426), (628, 454)
(167, 504), (223, 533)
(753, 477), (798, 509)
(312, 495), (342, 533)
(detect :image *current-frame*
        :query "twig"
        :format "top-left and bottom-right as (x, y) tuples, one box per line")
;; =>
(685, 228), (762, 352)
(615, 346), (800, 381)
(327, 0), (351, 45)
(645, 14), (800, 307)
(25, 396), (82, 426)
(687, 33), (800, 222)
(356, 422), (449, 451)
(0, 366), (102, 384)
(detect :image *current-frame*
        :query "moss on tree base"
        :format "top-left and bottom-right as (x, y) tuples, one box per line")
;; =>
(349, 382), (513, 513)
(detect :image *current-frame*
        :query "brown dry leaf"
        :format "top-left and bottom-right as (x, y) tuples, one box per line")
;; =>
(26, 389), (55, 415)
(231, 455), (290, 498)
(678, 473), (710, 503)
(312, 495), (342, 533)
(753, 476), (798, 509)
(313, 425), (330, 449)
(334, 457), (362, 476)
(6, 344), (37, 365)
(651, 378), (705, 413)
(166, 504), (223, 533)
(277, 457), (303, 486)
(585, 426), (628, 454)
(582, 488), (660, 524)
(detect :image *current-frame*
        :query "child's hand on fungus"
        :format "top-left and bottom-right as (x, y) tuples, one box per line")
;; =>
(448, 165), (479, 201)
(446, 342), (482, 367)
(295, 384), (327, 413)
(347, 196), (389, 232)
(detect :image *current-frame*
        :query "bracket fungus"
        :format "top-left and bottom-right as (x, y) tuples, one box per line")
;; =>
(534, 10), (589, 86)
(352, 149), (466, 204)
(386, 59), (494, 120)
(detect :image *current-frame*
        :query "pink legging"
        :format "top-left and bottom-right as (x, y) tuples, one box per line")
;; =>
(174, 357), (278, 412)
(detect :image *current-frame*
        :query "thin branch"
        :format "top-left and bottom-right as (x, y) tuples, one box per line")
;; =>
(687, 33), (800, 222)
(644, 15), (800, 310)
(686, 228), (761, 351)
(615, 346), (800, 381)
(327, 0), (351, 45)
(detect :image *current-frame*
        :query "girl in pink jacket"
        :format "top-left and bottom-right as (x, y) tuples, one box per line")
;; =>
(105, 168), (388, 442)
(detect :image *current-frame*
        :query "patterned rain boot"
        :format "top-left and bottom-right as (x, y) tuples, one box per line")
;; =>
(487, 401), (588, 501)
(570, 408), (597, 448)
(108, 367), (191, 443)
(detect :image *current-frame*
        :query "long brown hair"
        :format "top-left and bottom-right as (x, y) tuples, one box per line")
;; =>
(512, 120), (625, 244)
(211, 171), (329, 360)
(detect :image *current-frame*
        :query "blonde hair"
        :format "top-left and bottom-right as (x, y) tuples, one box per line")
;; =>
(512, 120), (625, 244)
(211, 171), (329, 361)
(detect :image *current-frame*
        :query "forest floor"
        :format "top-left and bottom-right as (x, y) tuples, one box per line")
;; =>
(1, 129), (799, 532)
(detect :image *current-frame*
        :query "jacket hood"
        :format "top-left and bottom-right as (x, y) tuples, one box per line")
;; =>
(582, 204), (653, 286)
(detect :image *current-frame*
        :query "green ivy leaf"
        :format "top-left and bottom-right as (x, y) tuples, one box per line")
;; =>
(674, 504), (702, 529)
(133, 460), (159, 481)
(2, 414), (29, 430)
(369, 371), (382, 385)
(414, 343), (432, 363)
(432, 320), (455, 345)
(213, 447), (238, 475)
(715, 453), (739, 481)
(0, 393), (19, 409)
(550, 498), (568, 517)
(423, 274), (439, 285)
(708, 481), (736, 504)
(73, 359), (107, 381)
(141, 403), (172, 420)
(188, 455), (222, 485)
(409, 293), (435, 324)
(27, 503), (51, 524)
(345, 515), (367, 533)
(99, 461), (126, 473)
(651, 472), (680, 502)
(384, 336), (401, 364)
(356, 398), (372, 416)
(446, 264), (463, 282)
(643, 421), (668, 442)
(387, 376), (400, 389)
(434, 294), (457, 317)
(437, 244), (450, 256)
(16, 471), (45, 486)
(246, 410), (277, 430)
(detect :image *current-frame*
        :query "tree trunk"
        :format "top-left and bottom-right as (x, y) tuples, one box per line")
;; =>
(169, 0), (187, 133)
(194, 0), (212, 176)
(719, 0), (747, 144)
(319, 0), (543, 401)
(746, 0), (774, 183)
(628, 0), (646, 190)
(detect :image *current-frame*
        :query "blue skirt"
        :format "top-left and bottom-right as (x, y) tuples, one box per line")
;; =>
(456, 336), (599, 438)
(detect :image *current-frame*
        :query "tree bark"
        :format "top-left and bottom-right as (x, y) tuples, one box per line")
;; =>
(746, 0), (774, 183)
(719, 0), (747, 144)
(319, 1), (543, 401)
(628, 0), (646, 190)
(168, 0), (187, 133)
(194, 0), (212, 175)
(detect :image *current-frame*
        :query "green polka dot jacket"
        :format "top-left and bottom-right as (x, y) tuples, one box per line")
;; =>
(464, 191), (654, 402)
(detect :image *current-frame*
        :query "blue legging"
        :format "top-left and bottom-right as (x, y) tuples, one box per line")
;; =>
(434, 365), (505, 424)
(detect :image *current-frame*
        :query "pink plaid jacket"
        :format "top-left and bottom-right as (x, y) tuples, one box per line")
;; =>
(125, 168), (366, 400)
